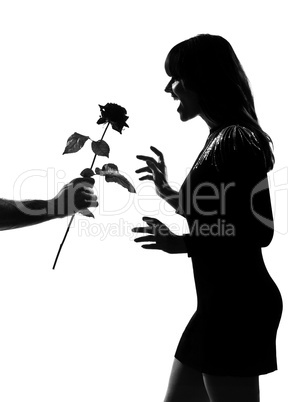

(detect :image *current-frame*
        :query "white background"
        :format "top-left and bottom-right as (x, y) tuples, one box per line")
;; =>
(0, 0), (299, 400)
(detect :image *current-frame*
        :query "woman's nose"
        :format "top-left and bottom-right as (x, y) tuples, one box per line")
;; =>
(165, 79), (173, 93)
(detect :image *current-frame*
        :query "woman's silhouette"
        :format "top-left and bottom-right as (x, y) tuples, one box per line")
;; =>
(133, 34), (282, 402)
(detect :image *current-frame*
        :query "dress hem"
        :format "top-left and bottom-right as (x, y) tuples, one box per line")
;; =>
(174, 355), (278, 377)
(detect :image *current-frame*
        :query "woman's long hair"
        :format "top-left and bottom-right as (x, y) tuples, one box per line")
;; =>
(165, 34), (274, 171)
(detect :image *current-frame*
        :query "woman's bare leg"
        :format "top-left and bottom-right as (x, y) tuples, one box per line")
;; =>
(203, 374), (260, 402)
(163, 358), (210, 402)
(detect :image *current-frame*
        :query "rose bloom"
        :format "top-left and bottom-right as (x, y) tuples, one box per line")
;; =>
(97, 103), (129, 134)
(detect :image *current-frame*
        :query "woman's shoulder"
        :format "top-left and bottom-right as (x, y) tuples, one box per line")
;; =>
(208, 124), (267, 173)
(213, 124), (261, 154)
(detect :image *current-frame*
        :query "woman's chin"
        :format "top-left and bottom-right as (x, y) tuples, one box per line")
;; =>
(177, 109), (191, 122)
(177, 104), (198, 122)
(179, 114), (189, 122)
(177, 105), (187, 121)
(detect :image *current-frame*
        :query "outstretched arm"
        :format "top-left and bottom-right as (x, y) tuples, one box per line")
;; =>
(0, 177), (98, 230)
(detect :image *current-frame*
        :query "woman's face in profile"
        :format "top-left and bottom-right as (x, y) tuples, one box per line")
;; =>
(165, 78), (201, 122)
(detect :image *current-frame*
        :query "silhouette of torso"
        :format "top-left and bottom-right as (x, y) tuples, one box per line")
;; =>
(175, 125), (283, 376)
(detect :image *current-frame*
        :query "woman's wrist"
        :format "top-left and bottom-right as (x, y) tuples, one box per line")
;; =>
(157, 183), (179, 208)
(175, 235), (188, 253)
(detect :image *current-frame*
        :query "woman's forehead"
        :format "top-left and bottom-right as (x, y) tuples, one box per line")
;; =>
(164, 49), (181, 78)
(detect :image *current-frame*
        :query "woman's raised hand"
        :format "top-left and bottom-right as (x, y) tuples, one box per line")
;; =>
(132, 216), (187, 254)
(136, 146), (168, 197)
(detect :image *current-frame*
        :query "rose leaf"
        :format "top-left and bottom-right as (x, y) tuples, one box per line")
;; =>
(63, 132), (90, 154)
(95, 163), (118, 175)
(91, 140), (110, 157)
(105, 173), (136, 193)
(95, 164), (136, 193)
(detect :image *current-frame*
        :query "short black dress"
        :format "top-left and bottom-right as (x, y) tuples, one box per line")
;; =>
(175, 125), (283, 376)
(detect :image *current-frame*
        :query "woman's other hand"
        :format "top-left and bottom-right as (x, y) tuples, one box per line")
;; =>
(132, 216), (187, 254)
(136, 146), (169, 197)
(136, 146), (180, 211)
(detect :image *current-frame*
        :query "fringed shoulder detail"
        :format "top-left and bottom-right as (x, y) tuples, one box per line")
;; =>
(203, 125), (267, 174)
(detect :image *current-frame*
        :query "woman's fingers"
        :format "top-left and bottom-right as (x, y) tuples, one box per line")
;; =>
(134, 234), (162, 251)
(135, 165), (155, 181)
(136, 147), (165, 175)
(135, 148), (165, 186)
(134, 235), (156, 243)
(138, 175), (153, 181)
(142, 217), (170, 236)
(141, 244), (161, 250)
(136, 155), (158, 165)
(132, 226), (153, 234)
(131, 217), (172, 252)
(132, 218), (166, 237)
(150, 146), (165, 162)
(142, 216), (163, 225)
(135, 166), (152, 174)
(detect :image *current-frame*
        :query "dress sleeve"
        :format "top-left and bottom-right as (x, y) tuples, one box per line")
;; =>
(209, 125), (267, 176)
(182, 125), (274, 258)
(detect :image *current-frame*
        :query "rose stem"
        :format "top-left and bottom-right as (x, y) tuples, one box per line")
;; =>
(90, 122), (110, 170)
(52, 121), (110, 270)
(52, 215), (75, 269)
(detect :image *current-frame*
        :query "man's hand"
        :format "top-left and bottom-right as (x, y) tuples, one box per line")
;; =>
(52, 177), (98, 217)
